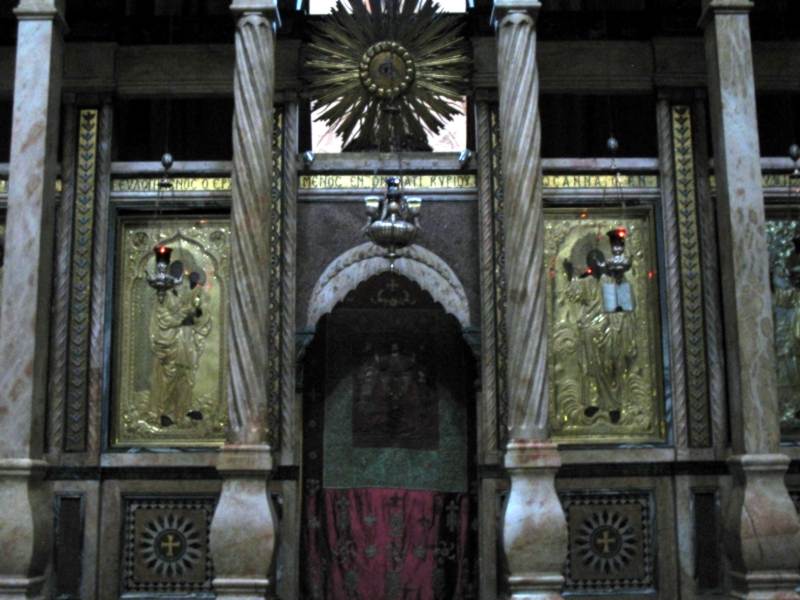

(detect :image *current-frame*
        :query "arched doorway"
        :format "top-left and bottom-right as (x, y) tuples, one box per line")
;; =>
(300, 272), (478, 599)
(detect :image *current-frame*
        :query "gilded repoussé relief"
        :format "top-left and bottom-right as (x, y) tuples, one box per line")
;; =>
(545, 208), (665, 444)
(113, 217), (230, 447)
(766, 213), (800, 441)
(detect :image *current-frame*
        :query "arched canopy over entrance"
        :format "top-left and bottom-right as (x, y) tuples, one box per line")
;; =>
(300, 271), (479, 599)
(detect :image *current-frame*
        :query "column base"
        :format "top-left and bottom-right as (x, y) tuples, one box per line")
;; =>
(503, 440), (567, 600)
(212, 577), (271, 600)
(209, 446), (276, 600)
(729, 570), (800, 600)
(0, 459), (51, 600)
(725, 454), (800, 600)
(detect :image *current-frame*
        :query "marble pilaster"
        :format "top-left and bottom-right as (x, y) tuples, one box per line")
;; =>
(700, 1), (800, 597)
(492, 1), (567, 598)
(0, 1), (65, 597)
(208, 2), (280, 598)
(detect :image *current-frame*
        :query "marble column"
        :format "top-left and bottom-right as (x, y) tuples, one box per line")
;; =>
(208, 1), (280, 599)
(700, 1), (800, 598)
(492, 1), (567, 598)
(0, 1), (65, 598)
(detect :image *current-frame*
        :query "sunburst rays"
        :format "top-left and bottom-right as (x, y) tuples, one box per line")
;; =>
(306, 0), (470, 151)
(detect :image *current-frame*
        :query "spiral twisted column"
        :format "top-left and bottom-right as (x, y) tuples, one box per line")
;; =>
(228, 7), (276, 446)
(209, 3), (280, 599)
(493, 2), (567, 599)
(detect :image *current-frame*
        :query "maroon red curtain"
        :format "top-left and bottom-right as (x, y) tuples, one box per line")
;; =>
(303, 488), (476, 600)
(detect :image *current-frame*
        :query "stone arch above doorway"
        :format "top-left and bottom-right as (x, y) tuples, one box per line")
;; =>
(307, 242), (471, 329)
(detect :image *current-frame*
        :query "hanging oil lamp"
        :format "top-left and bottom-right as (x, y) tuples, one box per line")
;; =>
(602, 227), (634, 312)
(144, 152), (182, 303)
(363, 176), (421, 265)
(605, 227), (631, 282)
(146, 245), (183, 304)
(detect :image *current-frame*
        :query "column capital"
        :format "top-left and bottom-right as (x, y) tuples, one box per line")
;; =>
(491, 0), (540, 30)
(698, 0), (753, 29)
(231, 0), (280, 27)
(14, 0), (67, 31)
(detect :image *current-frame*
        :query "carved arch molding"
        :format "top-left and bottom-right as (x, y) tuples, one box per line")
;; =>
(307, 242), (472, 331)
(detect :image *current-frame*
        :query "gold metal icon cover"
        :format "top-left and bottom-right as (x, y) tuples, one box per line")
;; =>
(545, 208), (665, 444)
(112, 217), (230, 447)
(766, 213), (800, 441)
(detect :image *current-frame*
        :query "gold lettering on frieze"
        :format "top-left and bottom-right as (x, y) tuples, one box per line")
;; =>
(710, 174), (799, 189)
(111, 178), (232, 193)
(298, 174), (477, 190)
(0, 174), (659, 195)
(0, 179), (61, 194)
(541, 174), (659, 189)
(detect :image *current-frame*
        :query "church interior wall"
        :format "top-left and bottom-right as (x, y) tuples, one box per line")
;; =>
(2, 2), (800, 598)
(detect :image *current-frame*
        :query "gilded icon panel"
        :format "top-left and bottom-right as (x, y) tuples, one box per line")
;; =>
(545, 208), (665, 444)
(766, 213), (800, 440)
(113, 218), (230, 447)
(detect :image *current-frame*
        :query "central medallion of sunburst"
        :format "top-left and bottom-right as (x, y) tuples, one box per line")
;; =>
(305, 0), (470, 151)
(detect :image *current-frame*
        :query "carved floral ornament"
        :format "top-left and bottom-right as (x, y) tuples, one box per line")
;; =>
(305, 0), (470, 151)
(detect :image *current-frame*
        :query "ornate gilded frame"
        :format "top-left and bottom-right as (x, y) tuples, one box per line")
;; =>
(545, 205), (666, 444)
(111, 216), (231, 447)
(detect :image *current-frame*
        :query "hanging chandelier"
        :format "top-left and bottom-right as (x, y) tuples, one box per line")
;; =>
(363, 176), (421, 264)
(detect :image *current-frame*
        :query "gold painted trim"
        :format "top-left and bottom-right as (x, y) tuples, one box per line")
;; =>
(671, 105), (710, 447)
(65, 109), (99, 452)
(267, 108), (284, 448)
(489, 105), (509, 447)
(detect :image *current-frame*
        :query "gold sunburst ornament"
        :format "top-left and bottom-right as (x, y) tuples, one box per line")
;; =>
(306, 0), (470, 151)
